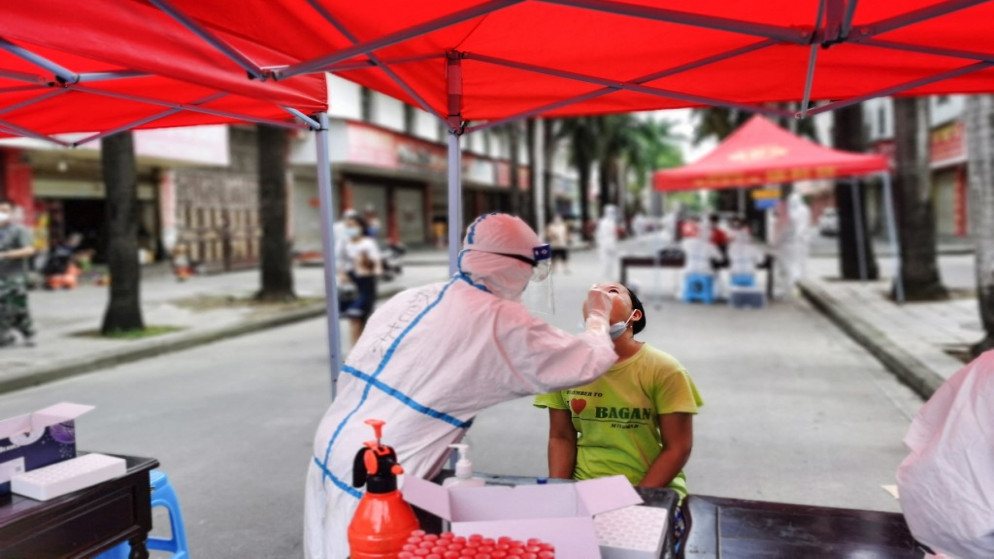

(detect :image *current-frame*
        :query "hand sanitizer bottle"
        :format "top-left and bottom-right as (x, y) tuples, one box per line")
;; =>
(442, 443), (485, 489)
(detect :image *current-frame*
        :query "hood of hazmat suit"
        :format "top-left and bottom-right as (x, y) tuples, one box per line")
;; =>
(304, 213), (616, 559)
(896, 350), (994, 559)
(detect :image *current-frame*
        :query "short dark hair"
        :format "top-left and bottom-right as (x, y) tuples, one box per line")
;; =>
(347, 214), (370, 237)
(625, 285), (647, 335)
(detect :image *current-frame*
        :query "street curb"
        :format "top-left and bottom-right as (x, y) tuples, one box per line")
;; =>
(798, 279), (945, 400)
(0, 286), (407, 395)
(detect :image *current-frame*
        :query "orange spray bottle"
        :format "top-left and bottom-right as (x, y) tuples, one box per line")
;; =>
(347, 418), (420, 558)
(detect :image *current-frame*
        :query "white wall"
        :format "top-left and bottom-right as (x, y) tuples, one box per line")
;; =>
(413, 109), (438, 141)
(327, 74), (362, 120)
(930, 95), (965, 126)
(375, 93), (405, 132)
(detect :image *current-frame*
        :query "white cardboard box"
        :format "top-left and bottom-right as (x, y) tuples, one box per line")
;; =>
(0, 403), (94, 495)
(403, 474), (643, 558)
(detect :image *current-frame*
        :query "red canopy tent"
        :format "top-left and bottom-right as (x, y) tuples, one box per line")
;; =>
(653, 115), (888, 191)
(1, 0), (991, 387)
(654, 115), (901, 299)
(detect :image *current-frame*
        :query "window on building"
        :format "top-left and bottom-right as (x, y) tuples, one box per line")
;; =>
(936, 95), (950, 105)
(878, 106), (886, 136)
(404, 104), (416, 135)
(360, 87), (373, 122)
(483, 130), (492, 156)
(438, 121), (447, 142)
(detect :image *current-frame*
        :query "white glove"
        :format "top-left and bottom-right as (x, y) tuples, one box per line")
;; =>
(584, 288), (613, 336)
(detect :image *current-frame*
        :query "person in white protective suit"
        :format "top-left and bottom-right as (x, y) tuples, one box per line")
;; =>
(679, 218), (723, 299)
(896, 350), (994, 559)
(303, 213), (619, 559)
(727, 226), (764, 282)
(596, 204), (620, 280)
(773, 193), (812, 298)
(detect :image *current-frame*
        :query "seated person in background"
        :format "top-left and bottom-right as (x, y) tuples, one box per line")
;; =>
(708, 213), (730, 266)
(897, 350), (994, 559)
(534, 283), (703, 500)
(680, 219), (723, 299)
(727, 225), (764, 286)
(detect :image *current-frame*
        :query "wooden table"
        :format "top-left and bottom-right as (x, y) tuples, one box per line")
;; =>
(680, 494), (925, 558)
(619, 253), (776, 301)
(0, 454), (158, 559)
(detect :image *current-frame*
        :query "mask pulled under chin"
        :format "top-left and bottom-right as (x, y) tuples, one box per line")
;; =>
(583, 311), (636, 339)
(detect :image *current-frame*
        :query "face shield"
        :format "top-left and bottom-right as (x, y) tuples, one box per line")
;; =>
(520, 243), (554, 316)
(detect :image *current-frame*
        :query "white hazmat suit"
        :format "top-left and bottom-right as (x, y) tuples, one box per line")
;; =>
(596, 204), (620, 280)
(774, 193), (812, 297)
(896, 350), (994, 559)
(304, 213), (618, 559)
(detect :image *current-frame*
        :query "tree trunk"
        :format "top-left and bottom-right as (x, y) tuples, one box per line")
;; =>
(893, 97), (947, 300)
(832, 104), (880, 280)
(578, 161), (591, 241)
(543, 119), (556, 222)
(598, 158), (611, 215)
(256, 124), (295, 301)
(965, 95), (994, 354)
(507, 122), (522, 218)
(100, 132), (144, 334)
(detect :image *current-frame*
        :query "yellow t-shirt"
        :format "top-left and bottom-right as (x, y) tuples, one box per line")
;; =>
(534, 344), (702, 498)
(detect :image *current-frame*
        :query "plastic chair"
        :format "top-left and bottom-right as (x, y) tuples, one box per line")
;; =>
(94, 470), (190, 559)
(682, 273), (714, 304)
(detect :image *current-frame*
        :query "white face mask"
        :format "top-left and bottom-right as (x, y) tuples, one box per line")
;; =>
(344, 226), (361, 239)
(0, 211), (9, 224)
(608, 311), (637, 340)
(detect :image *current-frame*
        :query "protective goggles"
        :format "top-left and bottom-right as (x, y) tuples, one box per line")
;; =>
(494, 244), (552, 282)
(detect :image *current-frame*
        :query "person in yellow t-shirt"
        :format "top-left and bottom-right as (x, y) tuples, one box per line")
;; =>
(534, 282), (702, 499)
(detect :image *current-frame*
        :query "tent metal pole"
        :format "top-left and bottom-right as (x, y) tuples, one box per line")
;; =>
(77, 71), (152, 82)
(315, 113), (344, 400)
(0, 85), (46, 95)
(853, 38), (994, 64)
(805, 61), (993, 117)
(840, 0), (860, 39)
(323, 53), (445, 73)
(68, 85), (310, 130)
(0, 38), (77, 83)
(446, 53), (464, 276)
(856, 0), (986, 38)
(850, 178), (868, 282)
(149, 0), (264, 79)
(464, 53), (796, 118)
(282, 107), (321, 129)
(447, 132), (463, 275)
(0, 68), (47, 85)
(74, 93), (229, 147)
(534, 118), (546, 241)
(277, 0), (522, 79)
(881, 172), (905, 302)
(0, 119), (71, 147)
(544, 0), (809, 44)
(465, 39), (777, 134)
(798, 0), (826, 119)
(0, 89), (67, 117)
(305, 0), (445, 122)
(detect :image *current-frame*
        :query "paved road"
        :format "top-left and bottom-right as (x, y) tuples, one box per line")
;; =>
(0, 248), (924, 557)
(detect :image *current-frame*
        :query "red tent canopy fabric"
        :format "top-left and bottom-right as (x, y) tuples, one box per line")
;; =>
(80, 0), (994, 123)
(0, 0), (327, 141)
(653, 115), (889, 191)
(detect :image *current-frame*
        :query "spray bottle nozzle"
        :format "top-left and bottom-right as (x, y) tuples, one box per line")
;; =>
(365, 418), (385, 446)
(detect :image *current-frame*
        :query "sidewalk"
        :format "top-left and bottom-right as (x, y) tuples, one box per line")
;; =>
(798, 255), (982, 399)
(0, 250), (451, 394)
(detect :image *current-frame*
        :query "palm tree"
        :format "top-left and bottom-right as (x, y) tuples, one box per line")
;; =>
(100, 131), (144, 334)
(965, 95), (994, 354)
(892, 97), (946, 300)
(256, 124), (295, 301)
(600, 115), (683, 216)
(832, 104), (880, 280)
(557, 117), (599, 239)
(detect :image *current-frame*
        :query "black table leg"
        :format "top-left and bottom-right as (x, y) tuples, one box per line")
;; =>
(128, 534), (149, 559)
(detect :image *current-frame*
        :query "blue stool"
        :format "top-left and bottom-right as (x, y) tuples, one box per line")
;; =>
(682, 273), (714, 304)
(95, 470), (190, 559)
(730, 274), (756, 288)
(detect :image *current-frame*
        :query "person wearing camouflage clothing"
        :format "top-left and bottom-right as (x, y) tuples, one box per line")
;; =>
(0, 200), (36, 347)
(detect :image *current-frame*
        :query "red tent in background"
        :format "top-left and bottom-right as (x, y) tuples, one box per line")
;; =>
(653, 115), (889, 191)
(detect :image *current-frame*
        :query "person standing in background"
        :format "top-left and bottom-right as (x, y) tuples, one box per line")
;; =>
(546, 214), (571, 274)
(338, 214), (382, 346)
(0, 200), (37, 346)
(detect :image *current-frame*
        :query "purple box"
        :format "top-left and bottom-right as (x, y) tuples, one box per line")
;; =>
(0, 403), (93, 496)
